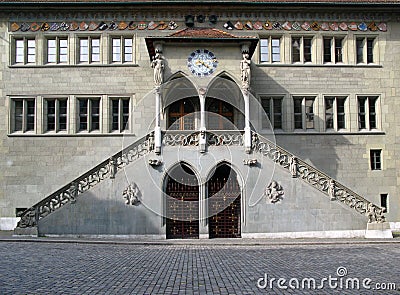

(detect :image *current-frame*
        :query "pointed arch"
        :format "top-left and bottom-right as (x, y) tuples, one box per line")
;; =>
(163, 161), (200, 239)
(206, 161), (243, 238)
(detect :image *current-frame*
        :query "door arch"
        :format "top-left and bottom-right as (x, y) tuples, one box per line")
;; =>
(207, 164), (241, 238)
(165, 163), (199, 239)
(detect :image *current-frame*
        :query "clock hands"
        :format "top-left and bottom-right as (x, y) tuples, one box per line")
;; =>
(195, 59), (211, 69)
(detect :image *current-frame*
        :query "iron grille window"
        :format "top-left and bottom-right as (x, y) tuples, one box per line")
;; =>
(13, 37), (36, 64)
(370, 149), (382, 170)
(78, 98), (100, 132)
(111, 37), (134, 63)
(45, 98), (68, 132)
(293, 96), (315, 130)
(358, 96), (378, 130)
(79, 37), (101, 63)
(261, 97), (283, 129)
(12, 98), (35, 132)
(46, 37), (68, 64)
(111, 98), (130, 132)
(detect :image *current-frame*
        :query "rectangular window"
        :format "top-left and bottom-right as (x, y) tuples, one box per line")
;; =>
(324, 37), (344, 63)
(357, 37), (376, 64)
(12, 98), (35, 132)
(45, 98), (68, 132)
(380, 194), (388, 213)
(370, 149), (382, 170)
(79, 37), (101, 63)
(293, 96), (315, 130)
(111, 98), (130, 131)
(78, 98), (101, 132)
(260, 39), (269, 62)
(111, 37), (134, 63)
(261, 97), (283, 129)
(291, 36), (313, 63)
(325, 96), (347, 131)
(271, 38), (280, 63)
(260, 37), (281, 63)
(358, 96), (378, 130)
(47, 37), (68, 64)
(13, 37), (36, 64)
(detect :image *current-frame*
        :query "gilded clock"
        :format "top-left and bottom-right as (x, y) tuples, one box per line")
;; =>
(187, 49), (218, 77)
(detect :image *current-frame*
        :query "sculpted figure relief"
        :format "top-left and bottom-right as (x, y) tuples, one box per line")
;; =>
(265, 180), (284, 203)
(151, 53), (164, 86)
(240, 53), (251, 89)
(123, 183), (140, 206)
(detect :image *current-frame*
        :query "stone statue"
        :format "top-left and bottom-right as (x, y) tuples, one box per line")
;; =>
(123, 183), (140, 206)
(151, 53), (164, 86)
(265, 180), (284, 203)
(109, 157), (116, 179)
(328, 179), (336, 201)
(240, 53), (251, 90)
(69, 182), (78, 204)
(289, 156), (298, 178)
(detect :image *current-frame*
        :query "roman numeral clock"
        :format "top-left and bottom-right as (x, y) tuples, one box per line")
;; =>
(187, 49), (218, 77)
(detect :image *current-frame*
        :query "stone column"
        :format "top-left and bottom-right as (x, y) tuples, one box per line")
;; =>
(198, 88), (207, 153)
(154, 86), (162, 154)
(241, 43), (252, 153)
(151, 43), (164, 154)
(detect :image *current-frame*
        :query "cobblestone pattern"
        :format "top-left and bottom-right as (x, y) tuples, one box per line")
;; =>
(0, 242), (399, 294)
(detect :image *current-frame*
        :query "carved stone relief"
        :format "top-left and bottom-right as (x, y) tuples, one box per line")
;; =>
(123, 183), (141, 206)
(265, 181), (284, 204)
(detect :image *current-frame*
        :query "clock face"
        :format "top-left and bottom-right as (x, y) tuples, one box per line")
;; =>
(187, 49), (218, 77)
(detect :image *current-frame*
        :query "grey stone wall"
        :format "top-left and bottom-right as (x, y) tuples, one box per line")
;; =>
(1, 6), (399, 232)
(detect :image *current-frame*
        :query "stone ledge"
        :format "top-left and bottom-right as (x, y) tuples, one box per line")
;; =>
(14, 227), (38, 237)
(365, 222), (393, 239)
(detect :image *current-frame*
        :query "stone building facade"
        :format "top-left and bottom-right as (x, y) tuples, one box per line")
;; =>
(0, 0), (399, 238)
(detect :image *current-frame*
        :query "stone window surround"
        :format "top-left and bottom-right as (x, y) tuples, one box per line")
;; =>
(7, 95), (134, 136)
(258, 94), (383, 133)
(9, 33), (137, 67)
(257, 32), (380, 66)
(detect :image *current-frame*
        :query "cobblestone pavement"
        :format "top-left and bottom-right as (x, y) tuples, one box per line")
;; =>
(0, 241), (399, 294)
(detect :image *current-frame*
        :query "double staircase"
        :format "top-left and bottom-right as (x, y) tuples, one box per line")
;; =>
(15, 131), (386, 233)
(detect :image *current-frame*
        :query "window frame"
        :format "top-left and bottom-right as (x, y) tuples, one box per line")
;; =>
(355, 36), (378, 65)
(370, 149), (382, 171)
(323, 36), (345, 64)
(259, 36), (282, 64)
(77, 35), (102, 64)
(357, 96), (379, 131)
(110, 97), (131, 132)
(77, 97), (101, 132)
(324, 96), (348, 131)
(43, 97), (69, 133)
(291, 35), (314, 64)
(45, 36), (69, 64)
(11, 36), (36, 65)
(10, 97), (36, 133)
(292, 96), (316, 131)
(110, 35), (135, 64)
(260, 96), (283, 130)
